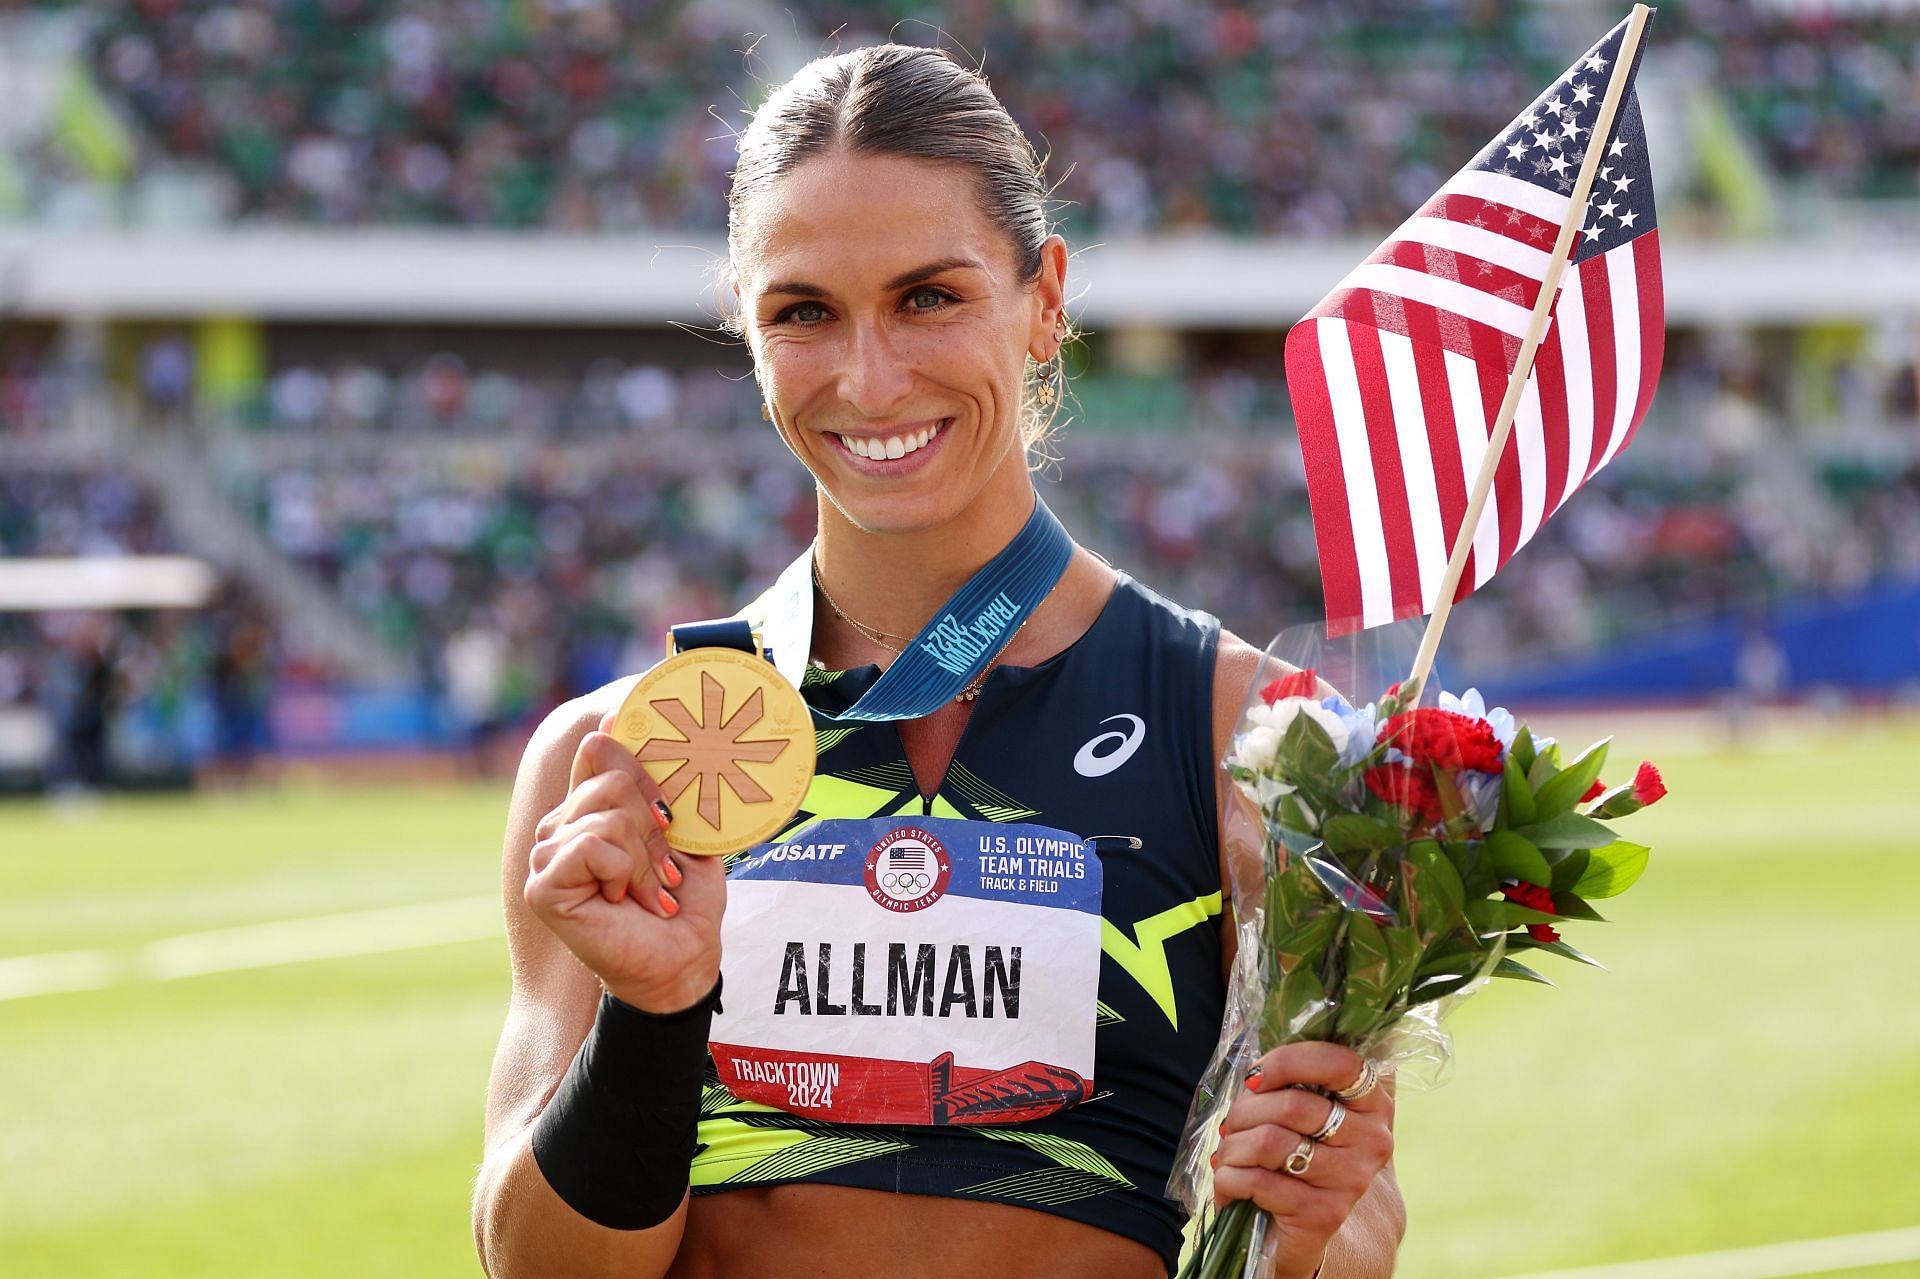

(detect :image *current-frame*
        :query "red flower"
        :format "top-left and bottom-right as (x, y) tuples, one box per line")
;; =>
(1259, 667), (1319, 705)
(1633, 761), (1667, 806)
(1501, 881), (1561, 944)
(1379, 708), (1504, 773)
(1365, 764), (1445, 824)
(1581, 777), (1607, 802)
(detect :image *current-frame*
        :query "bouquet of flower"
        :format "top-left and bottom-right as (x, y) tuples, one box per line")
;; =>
(1171, 653), (1664, 1279)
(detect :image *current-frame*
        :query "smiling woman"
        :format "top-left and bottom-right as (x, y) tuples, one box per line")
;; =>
(473, 43), (1405, 1279)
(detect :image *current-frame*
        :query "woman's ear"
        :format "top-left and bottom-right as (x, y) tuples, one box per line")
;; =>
(1028, 235), (1070, 361)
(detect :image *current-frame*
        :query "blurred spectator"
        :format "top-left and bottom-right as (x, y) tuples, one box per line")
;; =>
(6, 1), (1913, 235)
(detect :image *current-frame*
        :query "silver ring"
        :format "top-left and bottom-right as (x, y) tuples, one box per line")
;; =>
(1333, 1059), (1380, 1103)
(1308, 1099), (1347, 1143)
(1282, 1135), (1315, 1177)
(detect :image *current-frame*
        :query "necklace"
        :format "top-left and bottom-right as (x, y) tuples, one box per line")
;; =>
(811, 559), (1029, 702)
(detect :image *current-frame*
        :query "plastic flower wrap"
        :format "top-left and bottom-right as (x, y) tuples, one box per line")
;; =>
(1171, 627), (1660, 1279)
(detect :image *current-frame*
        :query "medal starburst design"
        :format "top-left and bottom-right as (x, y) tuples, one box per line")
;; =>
(636, 671), (792, 829)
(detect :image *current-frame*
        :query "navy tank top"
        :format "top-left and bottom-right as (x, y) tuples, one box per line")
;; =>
(690, 574), (1226, 1273)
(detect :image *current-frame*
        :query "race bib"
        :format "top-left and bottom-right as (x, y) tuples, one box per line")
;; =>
(710, 816), (1102, 1126)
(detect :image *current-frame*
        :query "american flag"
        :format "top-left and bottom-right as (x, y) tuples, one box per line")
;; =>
(1286, 13), (1663, 636)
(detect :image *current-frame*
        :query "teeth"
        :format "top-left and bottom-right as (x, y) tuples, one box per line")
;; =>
(840, 421), (944, 461)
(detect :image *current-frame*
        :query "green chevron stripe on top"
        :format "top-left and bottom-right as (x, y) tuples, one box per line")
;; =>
(943, 762), (1041, 823)
(1095, 1000), (1126, 1026)
(812, 726), (858, 754)
(955, 1166), (1123, 1206)
(974, 1128), (1130, 1186)
(721, 1132), (914, 1185)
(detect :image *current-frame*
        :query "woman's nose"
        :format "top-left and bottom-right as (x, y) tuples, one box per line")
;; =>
(836, 320), (914, 418)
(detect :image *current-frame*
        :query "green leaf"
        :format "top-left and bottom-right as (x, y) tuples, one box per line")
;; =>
(1403, 839), (1467, 944)
(1335, 913), (1397, 1040)
(1501, 755), (1536, 828)
(1280, 711), (1342, 785)
(1493, 957), (1555, 985)
(1526, 741), (1564, 791)
(1509, 726), (1537, 776)
(1572, 841), (1652, 900)
(1548, 848), (1592, 894)
(1549, 890), (1607, 922)
(1535, 937), (1608, 970)
(1486, 900), (1559, 926)
(1465, 898), (1509, 932)
(1517, 811), (1617, 850)
(1320, 813), (1400, 855)
(1486, 829), (1552, 886)
(1532, 738), (1611, 819)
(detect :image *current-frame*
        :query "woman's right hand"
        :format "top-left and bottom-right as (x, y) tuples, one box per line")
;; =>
(522, 709), (726, 1013)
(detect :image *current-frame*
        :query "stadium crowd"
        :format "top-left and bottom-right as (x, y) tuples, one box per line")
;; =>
(4, 327), (1916, 784)
(8, 0), (1918, 234)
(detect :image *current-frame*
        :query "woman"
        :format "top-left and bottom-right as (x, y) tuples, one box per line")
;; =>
(475, 44), (1403, 1279)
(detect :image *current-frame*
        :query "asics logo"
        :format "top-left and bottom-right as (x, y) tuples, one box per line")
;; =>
(1073, 714), (1145, 778)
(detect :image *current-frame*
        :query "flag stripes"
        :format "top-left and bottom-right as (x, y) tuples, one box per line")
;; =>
(1287, 15), (1663, 634)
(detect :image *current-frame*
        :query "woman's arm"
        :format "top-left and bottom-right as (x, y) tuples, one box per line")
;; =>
(472, 688), (722, 1279)
(1210, 634), (1406, 1279)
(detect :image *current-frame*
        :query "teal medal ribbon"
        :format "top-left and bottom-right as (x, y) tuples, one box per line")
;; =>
(706, 497), (1075, 722)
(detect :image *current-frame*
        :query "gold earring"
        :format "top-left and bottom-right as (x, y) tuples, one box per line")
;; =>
(1035, 364), (1057, 407)
(760, 402), (771, 421)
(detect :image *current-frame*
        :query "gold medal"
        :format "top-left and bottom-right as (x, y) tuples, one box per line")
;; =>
(610, 644), (815, 856)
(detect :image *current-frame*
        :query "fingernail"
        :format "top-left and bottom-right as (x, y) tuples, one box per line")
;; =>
(1217, 1121), (1226, 1137)
(612, 881), (627, 903)
(658, 888), (680, 917)
(1209, 1151), (1220, 1168)
(652, 800), (673, 831)
(1244, 1068), (1263, 1091)
(662, 856), (683, 888)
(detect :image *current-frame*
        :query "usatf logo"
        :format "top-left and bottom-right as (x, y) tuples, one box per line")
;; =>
(864, 827), (952, 913)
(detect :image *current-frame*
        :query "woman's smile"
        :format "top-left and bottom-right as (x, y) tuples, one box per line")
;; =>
(829, 417), (952, 473)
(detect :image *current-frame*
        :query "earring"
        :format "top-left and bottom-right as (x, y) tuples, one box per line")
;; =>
(760, 402), (771, 421)
(1035, 363), (1057, 407)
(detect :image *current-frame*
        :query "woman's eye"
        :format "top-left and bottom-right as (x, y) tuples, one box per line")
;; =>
(781, 301), (828, 324)
(908, 287), (953, 311)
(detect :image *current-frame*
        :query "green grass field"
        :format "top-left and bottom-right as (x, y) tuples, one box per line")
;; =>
(2, 715), (1916, 1278)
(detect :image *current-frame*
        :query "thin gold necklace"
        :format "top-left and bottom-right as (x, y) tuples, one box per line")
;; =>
(811, 560), (1029, 702)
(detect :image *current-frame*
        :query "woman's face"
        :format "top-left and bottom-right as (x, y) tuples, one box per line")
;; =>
(735, 150), (1067, 537)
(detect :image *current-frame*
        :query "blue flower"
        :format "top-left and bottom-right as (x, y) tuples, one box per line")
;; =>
(1439, 687), (1517, 750)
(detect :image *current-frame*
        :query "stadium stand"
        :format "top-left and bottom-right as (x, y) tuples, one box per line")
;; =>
(2, 0), (1917, 786)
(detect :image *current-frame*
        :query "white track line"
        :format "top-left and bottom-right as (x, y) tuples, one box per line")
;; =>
(1497, 1226), (1920, 1279)
(0, 895), (500, 1001)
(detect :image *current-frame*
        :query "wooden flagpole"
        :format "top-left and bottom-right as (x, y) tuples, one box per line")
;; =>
(1400, 3), (1653, 706)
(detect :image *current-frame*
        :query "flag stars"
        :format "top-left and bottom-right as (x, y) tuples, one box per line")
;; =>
(1531, 128), (1557, 151)
(1596, 197), (1620, 220)
(1618, 209), (1638, 229)
(1506, 140), (1528, 162)
(1584, 52), (1609, 72)
(1560, 116), (1584, 141)
(1504, 206), (1525, 226)
(1531, 156), (1553, 176)
(1583, 225), (1603, 243)
(1546, 151), (1571, 176)
(1571, 82), (1596, 107)
(1608, 137), (1630, 157)
(1610, 173), (1636, 192)
(1543, 96), (1567, 117)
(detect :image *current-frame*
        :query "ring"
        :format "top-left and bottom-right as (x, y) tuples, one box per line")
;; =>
(1282, 1135), (1315, 1177)
(1333, 1059), (1379, 1103)
(1308, 1099), (1347, 1143)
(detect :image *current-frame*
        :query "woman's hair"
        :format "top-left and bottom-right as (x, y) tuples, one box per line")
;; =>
(727, 44), (1072, 451)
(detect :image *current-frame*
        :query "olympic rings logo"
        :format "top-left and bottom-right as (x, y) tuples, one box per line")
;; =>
(881, 871), (931, 892)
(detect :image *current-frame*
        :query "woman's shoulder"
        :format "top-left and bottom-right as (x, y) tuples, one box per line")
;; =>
(516, 673), (645, 778)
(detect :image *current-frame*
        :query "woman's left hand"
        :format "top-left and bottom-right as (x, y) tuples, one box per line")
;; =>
(1212, 1042), (1395, 1279)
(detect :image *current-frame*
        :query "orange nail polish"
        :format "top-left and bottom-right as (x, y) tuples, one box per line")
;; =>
(1209, 1151), (1220, 1169)
(612, 882), (627, 903)
(658, 888), (679, 917)
(651, 800), (673, 831)
(662, 857), (683, 888)
(1245, 1069), (1263, 1092)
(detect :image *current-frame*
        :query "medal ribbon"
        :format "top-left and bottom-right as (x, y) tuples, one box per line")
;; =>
(739, 497), (1074, 723)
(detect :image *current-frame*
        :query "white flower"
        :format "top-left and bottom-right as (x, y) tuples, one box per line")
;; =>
(1246, 695), (1352, 755)
(1234, 724), (1284, 772)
